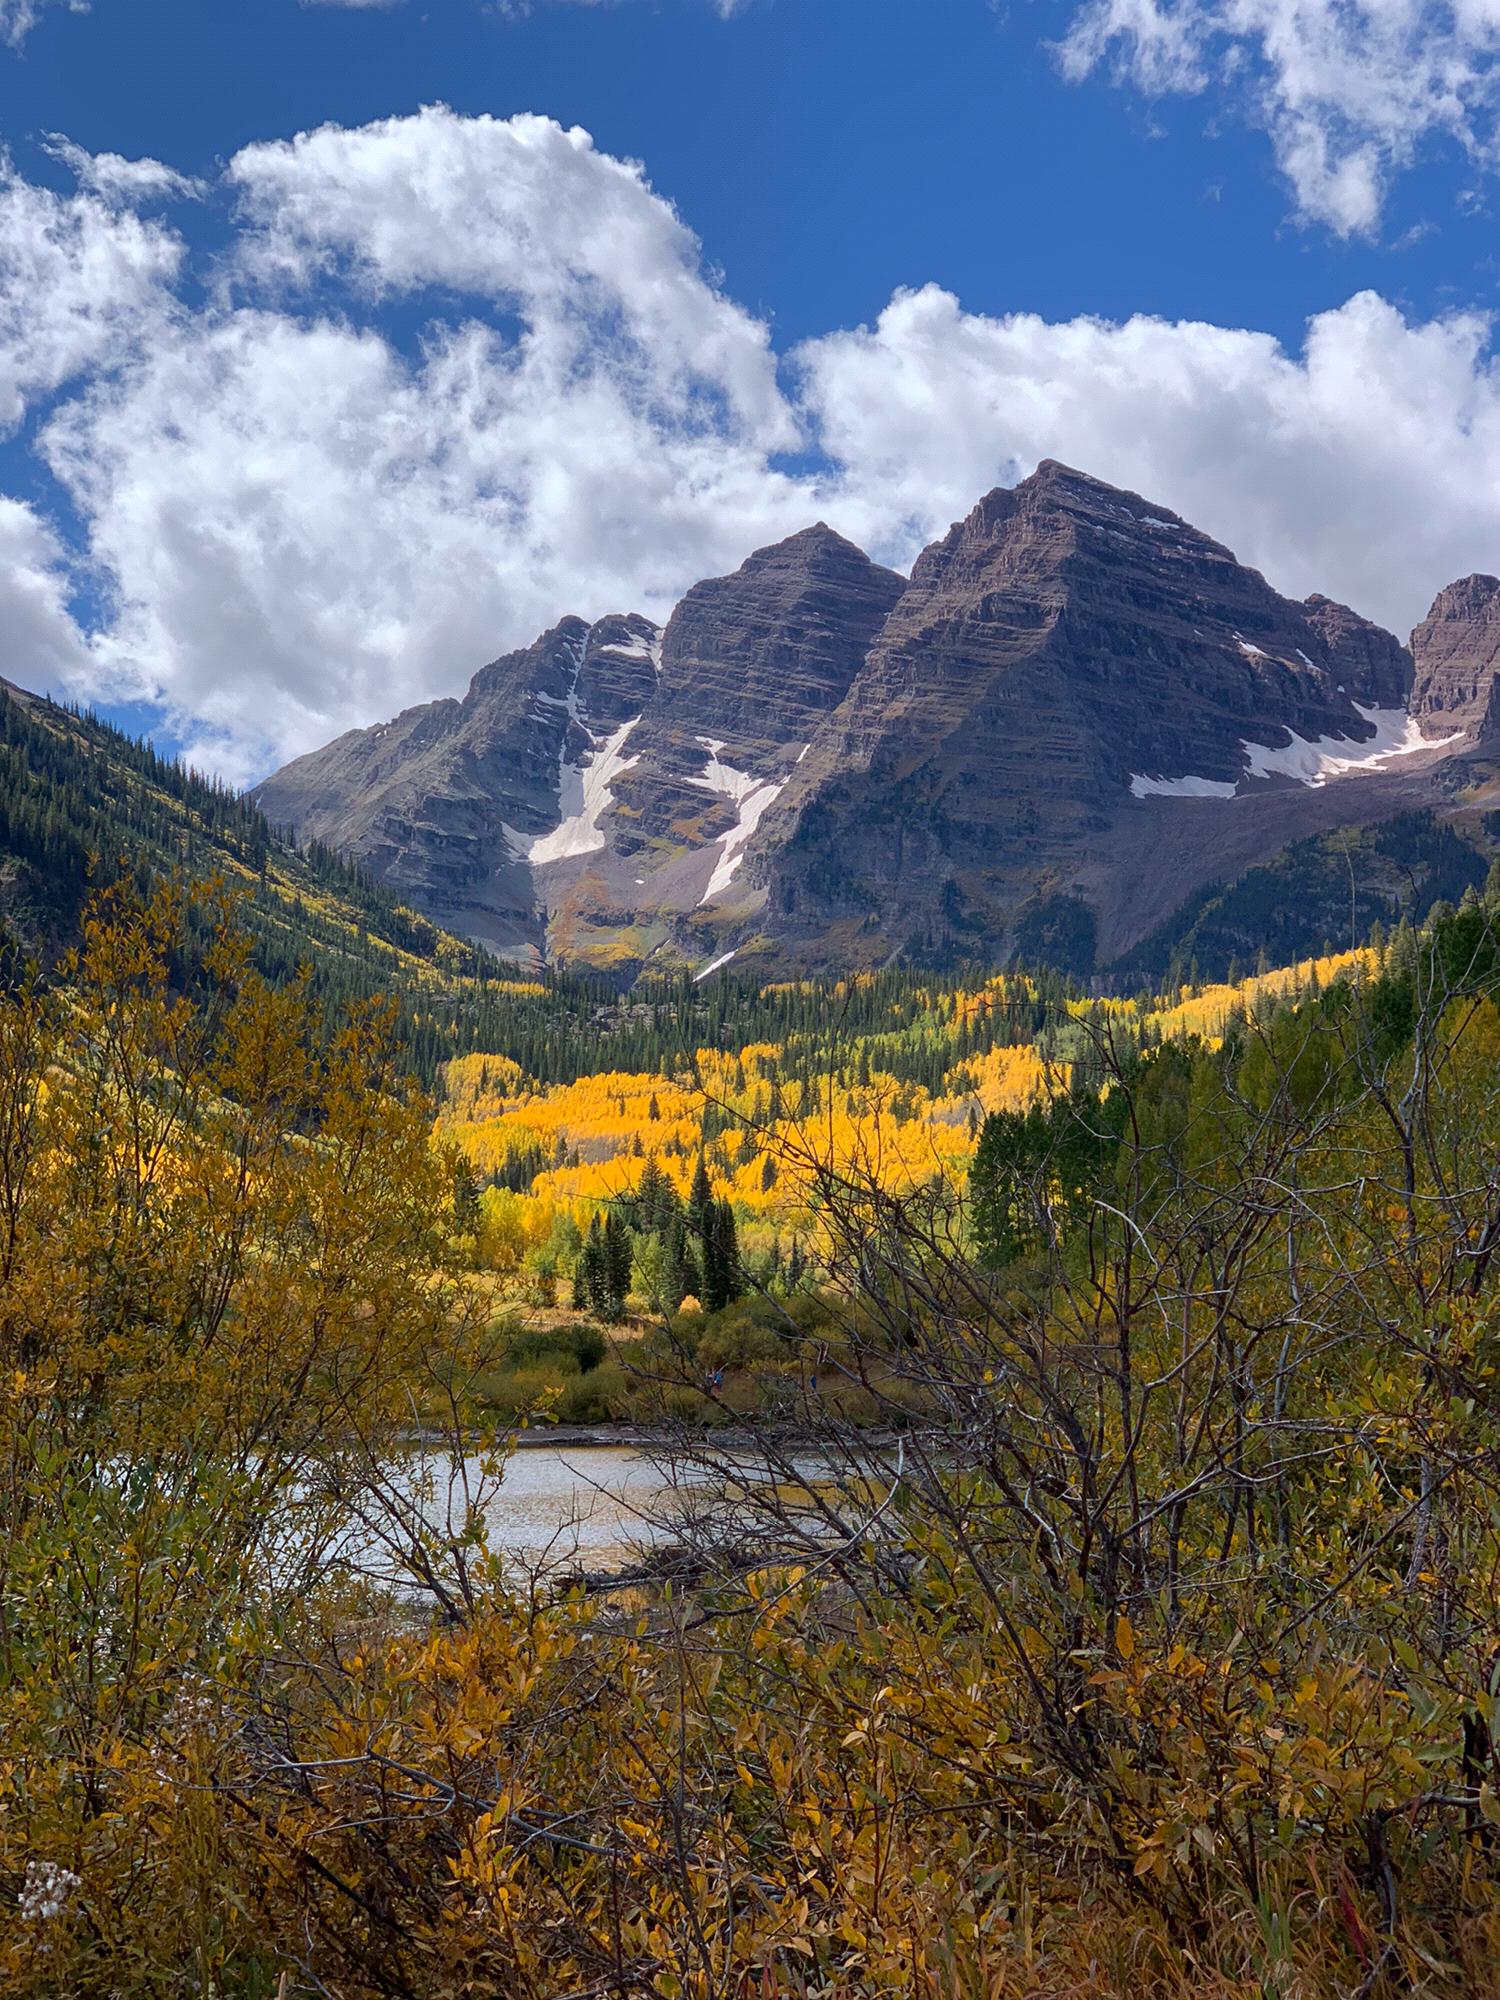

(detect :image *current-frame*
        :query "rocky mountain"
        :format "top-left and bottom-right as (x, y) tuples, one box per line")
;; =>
(1410, 575), (1500, 742)
(255, 613), (662, 956)
(754, 463), (1421, 964)
(252, 461), (1500, 980)
(256, 525), (904, 966)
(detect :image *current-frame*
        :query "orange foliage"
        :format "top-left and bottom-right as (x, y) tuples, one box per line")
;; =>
(435, 951), (1377, 1249)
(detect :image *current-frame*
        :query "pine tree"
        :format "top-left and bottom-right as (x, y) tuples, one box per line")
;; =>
(970, 1106), (1050, 1268)
(687, 1155), (714, 1246)
(662, 1214), (700, 1311)
(578, 1214), (612, 1319)
(635, 1155), (673, 1234)
(702, 1198), (743, 1313)
(573, 1223), (602, 1312)
(603, 1212), (633, 1319)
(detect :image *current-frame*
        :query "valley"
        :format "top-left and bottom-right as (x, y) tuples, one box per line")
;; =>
(13, 10), (1500, 1989)
(9, 858), (1500, 1997)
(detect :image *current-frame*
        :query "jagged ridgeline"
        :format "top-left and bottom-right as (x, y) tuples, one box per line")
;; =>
(253, 461), (1500, 980)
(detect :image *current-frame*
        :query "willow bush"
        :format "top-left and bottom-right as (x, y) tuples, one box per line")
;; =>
(0, 880), (501, 1992)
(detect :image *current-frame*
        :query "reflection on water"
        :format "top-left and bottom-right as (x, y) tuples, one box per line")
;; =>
(474, 1445), (686, 1566)
(333, 1439), (840, 1592)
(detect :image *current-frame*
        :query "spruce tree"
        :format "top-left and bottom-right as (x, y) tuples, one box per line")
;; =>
(635, 1156), (673, 1234)
(687, 1155), (714, 1246)
(580, 1214), (612, 1319)
(970, 1105), (1050, 1268)
(703, 1198), (743, 1313)
(662, 1214), (700, 1310)
(603, 1212), (633, 1319)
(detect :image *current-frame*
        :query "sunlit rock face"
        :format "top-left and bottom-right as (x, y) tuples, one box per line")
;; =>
(754, 461), (1421, 962)
(255, 462), (1496, 978)
(1410, 575), (1500, 744)
(252, 614), (662, 959)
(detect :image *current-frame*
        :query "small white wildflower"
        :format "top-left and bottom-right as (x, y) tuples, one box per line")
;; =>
(19, 1859), (80, 1924)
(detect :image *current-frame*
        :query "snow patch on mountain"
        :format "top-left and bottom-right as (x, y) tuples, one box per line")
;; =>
(690, 737), (789, 903)
(694, 948), (738, 982)
(595, 633), (660, 668)
(1242, 704), (1458, 786)
(1129, 771), (1239, 800)
(1131, 705), (1460, 802)
(523, 715), (642, 865)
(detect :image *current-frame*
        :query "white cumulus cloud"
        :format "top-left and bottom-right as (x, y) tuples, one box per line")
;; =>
(0, 497), (91, 694)
(6, 114), (1500, 784)
(25, 112), (808, 781)
(0, 154), (183, 431)
(797, 282), (1500, 638)
(1058, 0), (1500, 234)
(226, 107), (790, 442)
(42, 134), (205, 206)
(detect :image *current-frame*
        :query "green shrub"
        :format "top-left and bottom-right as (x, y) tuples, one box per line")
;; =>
(554, 1364), (628, 1424)
(697, 1304), (788, 1370)
(503, 1321), (606, 1373)
(470, 1363), (568, 1421)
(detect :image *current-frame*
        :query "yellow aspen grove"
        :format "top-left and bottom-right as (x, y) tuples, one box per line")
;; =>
(8, 884), (1500, 1998)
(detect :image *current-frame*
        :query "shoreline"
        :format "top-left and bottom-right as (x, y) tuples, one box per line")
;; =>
(402, 1421), (898, 1453)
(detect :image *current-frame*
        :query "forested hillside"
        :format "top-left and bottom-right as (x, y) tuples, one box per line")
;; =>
(433, 942), (1388, 1404)
(10, 874), (1500, 1995)
(0, 680), (722, 1079)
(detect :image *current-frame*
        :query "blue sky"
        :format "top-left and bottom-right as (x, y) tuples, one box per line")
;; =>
(4, 0), (1492, 350)
(3, 0), (1500, 778)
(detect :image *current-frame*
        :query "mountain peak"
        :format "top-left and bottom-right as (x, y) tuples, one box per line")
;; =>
(1022, 457), (1185, 518)
(1411, 575), (1500, 741)
(1422, 573), (1500, 623)
(463, 615), (589, 705)
(251, 463), (1475, 981)
(738, 521), (878, 573)
(634, 517), (906, 774)
(1027, 456), (1111, 493)
(940, 460), (1206, 565)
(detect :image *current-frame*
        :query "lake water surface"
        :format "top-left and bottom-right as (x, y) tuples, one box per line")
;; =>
(342, 1437), (846, 1592)
(472, 1443), (687, 1565)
